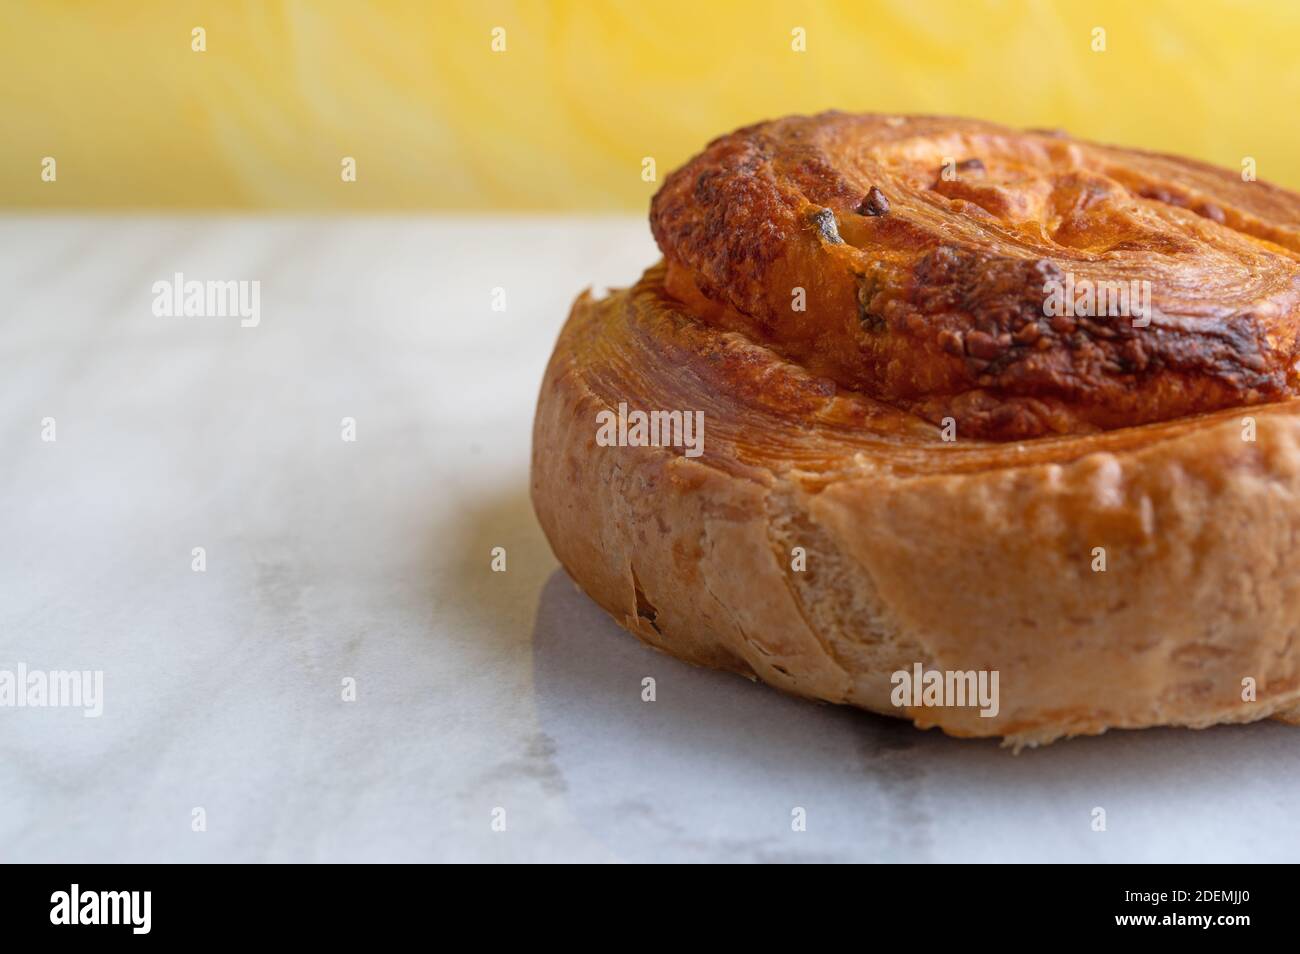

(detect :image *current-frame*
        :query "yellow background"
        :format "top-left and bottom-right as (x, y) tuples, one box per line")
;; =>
(3, 0), (1298, 210)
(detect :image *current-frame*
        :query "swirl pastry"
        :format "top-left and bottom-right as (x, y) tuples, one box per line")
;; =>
(531, 113), (1300, 746)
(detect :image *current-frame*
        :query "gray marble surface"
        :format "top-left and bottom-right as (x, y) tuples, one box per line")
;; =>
(2, 216), (1297, 863)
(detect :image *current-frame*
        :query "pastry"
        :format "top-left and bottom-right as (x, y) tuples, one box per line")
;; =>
(531, 112), (1300, 746)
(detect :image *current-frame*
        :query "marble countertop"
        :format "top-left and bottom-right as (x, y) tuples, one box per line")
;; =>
(2, 215), (1297, 863)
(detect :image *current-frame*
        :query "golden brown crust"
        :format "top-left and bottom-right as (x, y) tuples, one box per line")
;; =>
(532, 114), (1300, 744)
(651, 113), (1300, 440)
(532, 266), (1300, 745)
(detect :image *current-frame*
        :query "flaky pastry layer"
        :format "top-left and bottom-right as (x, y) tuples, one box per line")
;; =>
(652, 113), (1300, 439)
(532, 264), (1300, 745)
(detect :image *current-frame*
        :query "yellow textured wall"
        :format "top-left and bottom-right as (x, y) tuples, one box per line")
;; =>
(3, 0), (1298, 210)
